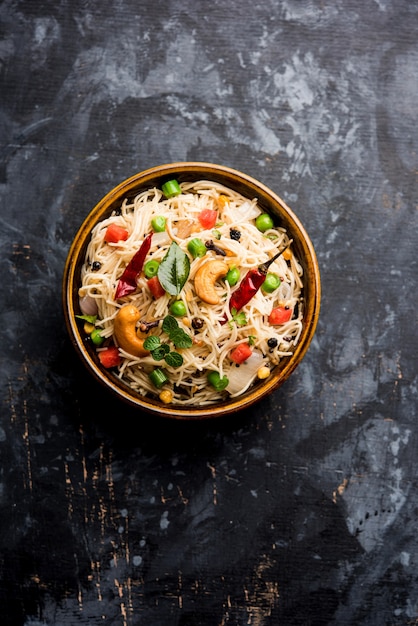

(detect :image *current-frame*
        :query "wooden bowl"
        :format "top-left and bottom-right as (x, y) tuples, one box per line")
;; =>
(62, 162), (321, 419)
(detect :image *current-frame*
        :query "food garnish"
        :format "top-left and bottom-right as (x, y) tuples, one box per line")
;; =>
(143, 315), (192, 368)
(207, 371), (229, 391)
(147, 275), (166, 299)
(115, 232), (153, 299)
(98, 345), (122, 369)
(104, 224), (129, 243)
(161, 179), (182, 198)
(255, 213), (274, 232)
(157, 241), (190, 296)
(230, 342), (253, 364)
(198, 208), (218, 229)
(268, 306), (293, 325)
(228, 241), (292, 314)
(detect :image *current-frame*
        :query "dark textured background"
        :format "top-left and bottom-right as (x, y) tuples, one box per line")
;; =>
(1, 1), (418, 624)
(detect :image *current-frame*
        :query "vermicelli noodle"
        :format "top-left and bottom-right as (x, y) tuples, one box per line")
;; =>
(78, 180), (304, 405)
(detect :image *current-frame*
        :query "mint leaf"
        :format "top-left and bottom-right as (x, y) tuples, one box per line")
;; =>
(143, 335), (161, 351)
(157, 242), (190, 295)
(169, 328), (193, 349)
(152, 344), (170, 361)
(162, 315), (179, 334)
(165, 351), (184, 367)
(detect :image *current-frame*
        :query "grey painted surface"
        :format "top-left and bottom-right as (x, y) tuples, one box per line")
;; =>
(1, 1), (417, 624)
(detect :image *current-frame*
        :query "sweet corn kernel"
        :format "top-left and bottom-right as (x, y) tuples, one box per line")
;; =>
(257, 366), (271, 380)
(282, 248), (293, 261)
(83, 322), (95, 335)
(159, 389), (173, 404)
(218, 194), (229, 209)
(182, 317), (191, 327)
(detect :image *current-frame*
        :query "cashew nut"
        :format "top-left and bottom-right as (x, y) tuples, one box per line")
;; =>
(194, 259), (229, 305)
(175, 219), (194, 238)
(113, 304), (149, 357)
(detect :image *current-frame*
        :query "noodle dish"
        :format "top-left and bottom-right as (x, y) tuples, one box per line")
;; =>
(76, 178), (305, 407)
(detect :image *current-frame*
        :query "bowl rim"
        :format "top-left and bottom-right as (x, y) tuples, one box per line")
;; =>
(62, 161), (321, 419)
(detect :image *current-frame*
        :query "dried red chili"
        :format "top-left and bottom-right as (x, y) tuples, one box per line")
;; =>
(229, 241), (292, 313)
(115, 232), (153, 299)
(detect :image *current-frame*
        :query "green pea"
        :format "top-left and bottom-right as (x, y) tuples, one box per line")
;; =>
(255, 213), (274, 232)
(90, 328), (105, 346)
(144, 259), (160, 278)
(207, 371), (229, 391)
(169, 300), (187, 317)
(226, 266), (240, 287)
(262, 273), (281, 293)
(187, 238), (207, 258)
(151, 216), (166, 232)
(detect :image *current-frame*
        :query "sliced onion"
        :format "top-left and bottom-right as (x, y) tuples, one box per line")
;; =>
(151, 230), (171, 247)
(278, 282), (292, 301)
(79, 294), (98, 316)
(227, 201), (261, 223)
(226, 350), (265, 397)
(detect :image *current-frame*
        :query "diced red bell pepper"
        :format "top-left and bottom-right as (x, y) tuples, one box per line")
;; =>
(198, 208), (218, 229)
(268, 306), (292, 325)
(147, 275), (166, 299)
(98, 345), (122, 368)
(104, 224), (129, 243)
(230, 343), (253, 364)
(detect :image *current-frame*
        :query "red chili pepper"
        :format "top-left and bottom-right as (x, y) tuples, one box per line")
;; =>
(229, 241), (292, 313)
(229, 268), (266, 312)
(115, 232), (153, 299)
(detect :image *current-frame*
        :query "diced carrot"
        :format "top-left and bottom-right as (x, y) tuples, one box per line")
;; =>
(147, 276), (166, 299)
(98, 345), (122, 368)
(268, 306), (292, 325)
(104, 224), (129, 243)
(230, 343), (253, 364)
(198, 208), (218, 229)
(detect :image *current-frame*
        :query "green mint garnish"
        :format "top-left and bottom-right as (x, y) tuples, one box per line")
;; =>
(143, 335), (161, 351)
(165, 351), (184, 367)
(162, 315), (179, 334)
(152, 344), (170, 361)
(143, 314), (192, 368)
(169, 328), (193, 349)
